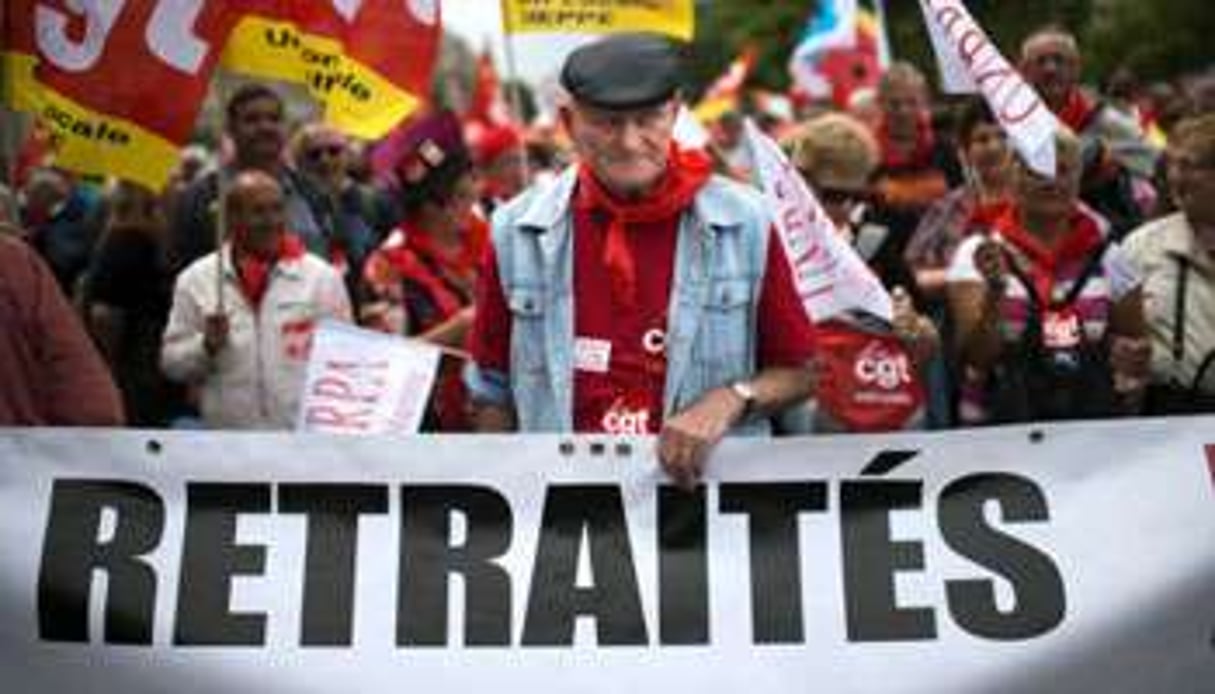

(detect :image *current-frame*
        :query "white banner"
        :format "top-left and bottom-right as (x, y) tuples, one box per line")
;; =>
(297, 320), (440, 434)
(2, 419), (1214, 692)
(745, 119), (893, 323)
(918, 0), (975, 94)
(917, 0), (1059, 176)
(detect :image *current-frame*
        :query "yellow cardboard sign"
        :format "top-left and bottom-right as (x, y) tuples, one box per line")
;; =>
(502, 0), (694, 41)
(221, 17), (422, 140)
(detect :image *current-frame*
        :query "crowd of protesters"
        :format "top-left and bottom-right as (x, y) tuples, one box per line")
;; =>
(2, 27), (1213, 474)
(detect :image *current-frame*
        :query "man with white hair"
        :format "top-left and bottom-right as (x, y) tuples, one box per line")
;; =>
(465, 34), (818, 488)
(1019, 25), (1160, 234)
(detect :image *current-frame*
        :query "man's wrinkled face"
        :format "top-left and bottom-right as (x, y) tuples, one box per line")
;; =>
(228, 95), (285, 165)
(229, 175), (286, 258)
(300, 132), (349, 185)
(879, 79), (926, 139)
(562, 99), (677, 198)
(1021, 34), (1080, 106)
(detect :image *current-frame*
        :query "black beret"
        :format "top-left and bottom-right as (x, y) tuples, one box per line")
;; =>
(560, 34), (682, 111)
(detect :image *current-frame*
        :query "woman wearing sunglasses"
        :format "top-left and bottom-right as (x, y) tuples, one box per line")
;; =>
(787, 113), (939, 433)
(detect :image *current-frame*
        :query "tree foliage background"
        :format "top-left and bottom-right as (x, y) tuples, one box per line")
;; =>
(688, 0), (1211, 98)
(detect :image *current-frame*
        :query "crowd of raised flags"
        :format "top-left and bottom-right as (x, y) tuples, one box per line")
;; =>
(1, 0), (1212, 433)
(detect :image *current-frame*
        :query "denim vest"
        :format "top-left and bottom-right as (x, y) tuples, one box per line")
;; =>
(467, 166), (775, 435)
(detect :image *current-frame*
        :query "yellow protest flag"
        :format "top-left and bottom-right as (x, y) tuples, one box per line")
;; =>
(219, 5), (440, 141)
(502, 0), (694, 41)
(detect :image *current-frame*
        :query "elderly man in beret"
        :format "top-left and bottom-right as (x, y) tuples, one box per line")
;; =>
(465, 34), (818, 488)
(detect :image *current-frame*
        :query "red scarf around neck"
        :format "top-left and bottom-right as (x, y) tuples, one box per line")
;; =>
(577, 146), (712, 307)
(372, 215), (489, 323)
(990, 204), (1103, 305)
(1055, 88), (1099, 133)
(878, 112), (936, 170)
(402, 214), (488, 281)
(234, 232), (305, 309)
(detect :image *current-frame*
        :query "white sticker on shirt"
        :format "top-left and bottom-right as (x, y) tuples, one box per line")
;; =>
(574, 337), (612, 374)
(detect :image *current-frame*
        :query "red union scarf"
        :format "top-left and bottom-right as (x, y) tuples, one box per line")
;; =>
(1055, 89), (1100, 133)
(990, 204), (1104, 306)
(814, 320), (925, 432)
(1, 1), (439, 189)
(234, 232), (306, 309)
(577, 146), (711, 307)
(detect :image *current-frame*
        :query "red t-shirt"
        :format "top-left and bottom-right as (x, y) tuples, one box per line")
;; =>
(468, 189), (817, 433)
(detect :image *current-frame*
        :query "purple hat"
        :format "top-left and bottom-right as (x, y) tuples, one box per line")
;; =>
(391, 110), (470, 186)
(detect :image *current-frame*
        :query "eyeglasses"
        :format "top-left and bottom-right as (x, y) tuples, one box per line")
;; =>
(305, 144), (345, 162)
(576, 102), (674, 133)
(815, 184), (869, 206)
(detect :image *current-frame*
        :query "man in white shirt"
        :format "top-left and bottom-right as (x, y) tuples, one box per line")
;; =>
(162, 171), (352, 429)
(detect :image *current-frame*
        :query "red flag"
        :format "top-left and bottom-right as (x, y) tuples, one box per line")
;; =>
(692, 47), (756, 123)
(1, 1), (441, 188)
(2, 0), (235, 188)
(466, 49), (511, 126)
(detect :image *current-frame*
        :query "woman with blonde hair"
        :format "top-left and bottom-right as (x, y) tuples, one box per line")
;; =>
(788, 112), (940, 432)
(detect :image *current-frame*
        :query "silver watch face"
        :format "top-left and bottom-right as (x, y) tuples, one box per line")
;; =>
(731, 381), (756, 402)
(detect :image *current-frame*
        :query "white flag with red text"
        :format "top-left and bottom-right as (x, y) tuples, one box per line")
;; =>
(744, 120), (893, 323)
(917, 0), (1058, 176)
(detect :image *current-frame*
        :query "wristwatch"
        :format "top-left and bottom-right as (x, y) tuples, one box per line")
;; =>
(729, 380), (757, 420)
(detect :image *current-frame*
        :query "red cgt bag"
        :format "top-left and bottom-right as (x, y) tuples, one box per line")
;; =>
(814, 319), (926, 432)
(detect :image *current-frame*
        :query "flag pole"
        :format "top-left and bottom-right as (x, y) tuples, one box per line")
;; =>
(497, 0), (532, 182)
(214, 73), (230, 317)
(873, 0), (894, 68)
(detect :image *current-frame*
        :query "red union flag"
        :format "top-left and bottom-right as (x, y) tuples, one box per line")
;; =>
(1, 0), (233, 188)
(220, 0), (441, 140)
(1, 0), (440, 189)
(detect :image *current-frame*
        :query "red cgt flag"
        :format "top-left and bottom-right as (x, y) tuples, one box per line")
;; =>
(1, 0), (234, 188)
(1, 0), (441, 189)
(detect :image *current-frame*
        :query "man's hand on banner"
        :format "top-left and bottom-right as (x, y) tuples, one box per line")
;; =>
(657, 387), (747, 490)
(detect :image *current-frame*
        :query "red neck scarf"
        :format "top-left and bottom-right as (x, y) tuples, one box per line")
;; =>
(576, 146), (712, 307)
(402, 214), (489, 287)
(990, 204), (1103, 305)
(879, 113), (936, 170)
(234, 232), (306, 309)
(375, 215), (489, 321)
(1055, 88), (1099, 132)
